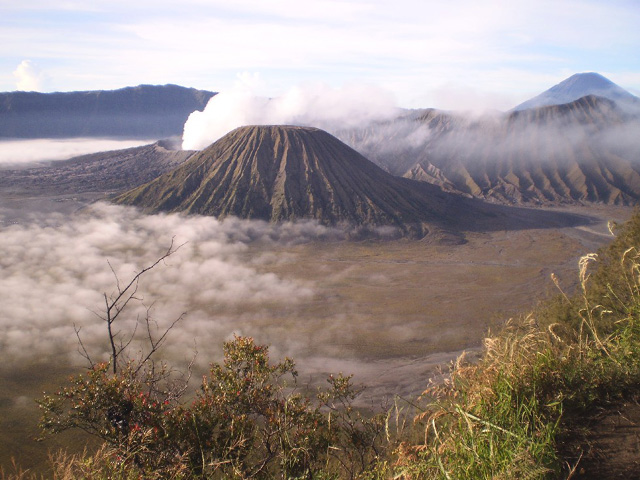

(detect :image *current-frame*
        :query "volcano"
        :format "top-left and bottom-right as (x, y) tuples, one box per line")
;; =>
(115, 125), (470, 237)
(341, 93), (640, 206)
(115, 125), (591, 241)
(513, 72), (638, 111)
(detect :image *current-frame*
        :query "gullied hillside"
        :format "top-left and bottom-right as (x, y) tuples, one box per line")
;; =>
(116, 125), (466, 237)
(0, 84), (216, 138)
(341, 95), (640, 205)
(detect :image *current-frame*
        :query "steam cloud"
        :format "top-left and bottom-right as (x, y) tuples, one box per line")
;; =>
(181, 82), (401, 150)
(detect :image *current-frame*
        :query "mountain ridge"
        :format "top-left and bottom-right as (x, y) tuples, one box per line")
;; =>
(340, 94), (640, 206)
(116, 125), (457, 238)
(0, 84), (217, 138)
(115, 125), (593, 242)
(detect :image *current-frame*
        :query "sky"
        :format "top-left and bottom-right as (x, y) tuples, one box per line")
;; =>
(1, 0), (640, 110)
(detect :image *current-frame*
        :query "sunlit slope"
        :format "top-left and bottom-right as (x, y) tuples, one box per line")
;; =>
(0, 141), (195, 195)
(413, 96), (640, 204)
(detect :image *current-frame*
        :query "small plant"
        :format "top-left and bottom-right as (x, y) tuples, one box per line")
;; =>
(35, 212), (640, 478)
(36, 244), (388, 478)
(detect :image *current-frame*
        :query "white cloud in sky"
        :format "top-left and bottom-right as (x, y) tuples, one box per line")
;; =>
(182, 77), (399, 149)
(12, 60), (45, 91)
(0, 0), (639, 109)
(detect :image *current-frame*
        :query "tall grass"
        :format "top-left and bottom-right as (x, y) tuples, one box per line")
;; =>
(394, 213), (640, 479)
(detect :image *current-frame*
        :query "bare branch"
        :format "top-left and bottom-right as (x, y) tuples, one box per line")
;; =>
(116, 321), (138, 361)
(134, 311), (186, 377)
(105, 293), (118, 374)
(99, 238), (185, 374)
(107, 259), (121, 294)
(74, 324), (94, 368)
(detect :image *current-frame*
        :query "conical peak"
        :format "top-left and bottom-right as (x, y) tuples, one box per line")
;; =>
(115, 124), (458, 235)
(513, 72), (636, 111)
(548, 72), (618, 95)
(232, 125), (321, 133)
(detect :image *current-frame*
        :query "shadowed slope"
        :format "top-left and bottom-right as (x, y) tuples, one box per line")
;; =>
(0, 84), (216, 139)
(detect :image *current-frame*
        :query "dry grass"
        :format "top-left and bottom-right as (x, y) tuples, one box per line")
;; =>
(393, 216), (640, 479)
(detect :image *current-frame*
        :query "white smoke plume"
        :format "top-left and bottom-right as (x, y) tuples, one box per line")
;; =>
(181, 80), (401, 150)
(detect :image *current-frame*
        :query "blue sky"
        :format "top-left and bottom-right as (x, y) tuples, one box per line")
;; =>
(1, 0), (639, 110)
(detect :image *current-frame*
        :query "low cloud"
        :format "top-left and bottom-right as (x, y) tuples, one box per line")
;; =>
(0, 203), (322, 369)
(338, 107), (640, 187)
(0, 203), (449, 404)
(0, 138), (154, 166)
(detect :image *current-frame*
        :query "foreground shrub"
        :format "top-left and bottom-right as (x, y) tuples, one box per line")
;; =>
(39, 336), (387, 479)
(35, 212), (640, 478)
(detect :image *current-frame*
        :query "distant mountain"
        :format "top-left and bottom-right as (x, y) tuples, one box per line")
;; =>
(0, 84), (216, 139)
(513, 72), (638, 111)
(340, 95), (640, 206)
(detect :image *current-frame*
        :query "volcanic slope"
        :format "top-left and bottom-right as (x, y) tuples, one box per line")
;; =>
(116, 125), (592, 240)
(116, 125), (457, 236)
(344, 95), (640, 206)
(0, 141), (195, 196)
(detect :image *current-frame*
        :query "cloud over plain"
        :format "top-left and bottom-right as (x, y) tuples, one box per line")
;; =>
(0, 204), (319, 369)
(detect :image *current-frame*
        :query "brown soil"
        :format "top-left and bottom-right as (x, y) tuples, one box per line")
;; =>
(560, 398), (640, 479)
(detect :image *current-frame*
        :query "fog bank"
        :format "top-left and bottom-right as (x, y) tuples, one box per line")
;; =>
(0, 138), (154, 166)
(0, 203), (322, 369)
